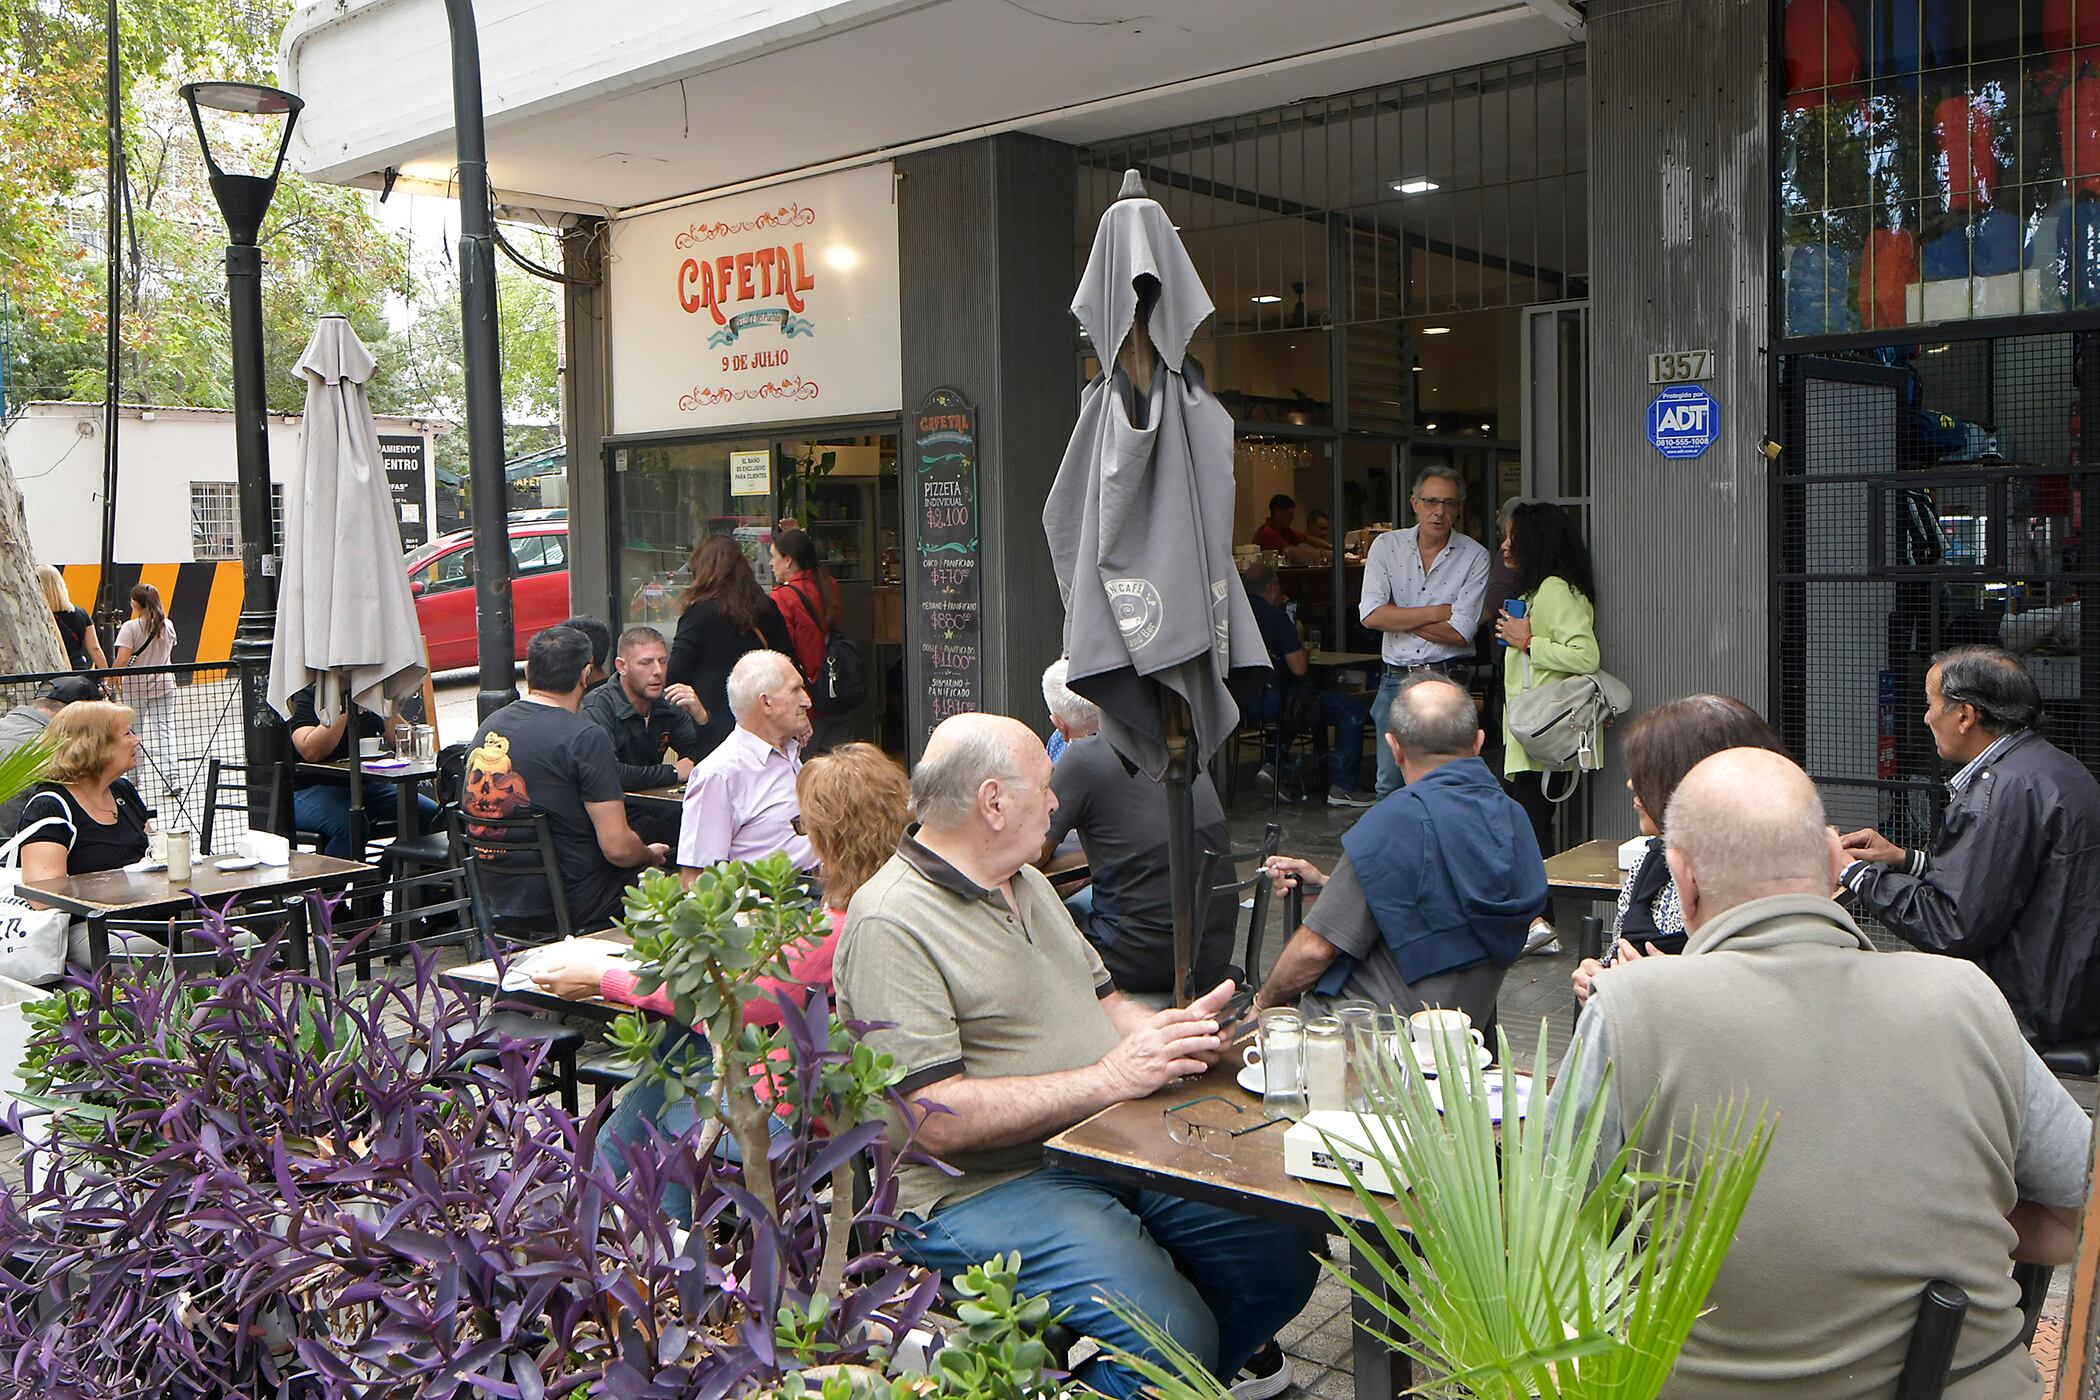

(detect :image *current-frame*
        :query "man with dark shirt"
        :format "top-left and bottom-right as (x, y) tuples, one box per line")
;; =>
(1840, 646), (2100, 1049)
(559, 615), (614, 691)
(580, 626), (710, 846)
(465, 626), (670, 930)
(1037, 663), (1239, 995)
(1241, 561), (1369, 806)
(1249, 493), (1329, 565)
(282, 686), (439, 858)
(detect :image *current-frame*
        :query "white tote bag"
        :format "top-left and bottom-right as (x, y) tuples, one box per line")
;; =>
(0, 816), (77, 985)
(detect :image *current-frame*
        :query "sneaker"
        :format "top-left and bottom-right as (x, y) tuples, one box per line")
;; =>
(1230, 1343), (1292, 1400)
(1326, 786), (1372, 808)
(1254, 763), (1277, 791)
(1523, 919), (1561, 957)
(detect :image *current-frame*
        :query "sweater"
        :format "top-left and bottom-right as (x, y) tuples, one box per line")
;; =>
(1500, 575), (1601, 775)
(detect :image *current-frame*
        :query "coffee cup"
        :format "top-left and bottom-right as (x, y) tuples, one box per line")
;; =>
(1409, 1008), (1486, 1069)
(359, 736), (384, 758)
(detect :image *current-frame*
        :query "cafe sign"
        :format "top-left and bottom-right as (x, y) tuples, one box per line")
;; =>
(607, 163), (901, 435)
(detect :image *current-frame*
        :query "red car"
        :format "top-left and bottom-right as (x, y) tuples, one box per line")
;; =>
(405, 516), (571, 671)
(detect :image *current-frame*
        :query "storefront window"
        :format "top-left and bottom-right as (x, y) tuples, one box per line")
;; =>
(1781, 2), (2090, 334)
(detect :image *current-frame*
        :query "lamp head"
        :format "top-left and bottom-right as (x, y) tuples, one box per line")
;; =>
(181, 81), (303, 246)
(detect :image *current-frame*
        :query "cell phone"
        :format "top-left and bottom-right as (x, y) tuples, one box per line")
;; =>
(1217, 984), (1259, 1035)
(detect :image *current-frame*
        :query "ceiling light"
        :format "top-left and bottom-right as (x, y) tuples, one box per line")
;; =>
(824, 244), (859, 271)
(1392, 178), (1440, 194)
(1412, 366), (1424, 373)
(1421, 325), (1452, 335)
(1479, 423), (1491, 432)
(1251, 294), (1283, 304)
(1425, 422), (1439, 431)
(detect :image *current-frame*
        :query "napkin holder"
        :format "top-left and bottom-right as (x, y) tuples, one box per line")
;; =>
(1617, 835), (1653, 872)
(237, 831), (292, 866)
(1282, 1111), (1407, 1196)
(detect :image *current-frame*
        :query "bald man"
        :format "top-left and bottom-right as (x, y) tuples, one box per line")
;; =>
(1549, 747), (2087, 1398)
(836, 713), (1318, 1400)
(677, 649), (814, 875)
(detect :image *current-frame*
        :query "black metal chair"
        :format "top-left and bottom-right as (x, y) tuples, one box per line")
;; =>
(198, 758), (319, 857)
(1221, 704), (1318, 807)
(381, 742), (470, 878)
(87, 895), (309, 974)
(2040, 1035), (2100, 1079)
(1892, 1263), (2053, 1399)
(1198, 821), (1284, 983)
(452, 807), (582, 945)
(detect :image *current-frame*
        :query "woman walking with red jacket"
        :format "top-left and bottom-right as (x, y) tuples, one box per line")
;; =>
(768, 528), (850, 753)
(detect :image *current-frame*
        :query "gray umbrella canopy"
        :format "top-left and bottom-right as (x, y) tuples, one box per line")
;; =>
(267, 315), (426, 724)
(1044, 179), (1269, 780)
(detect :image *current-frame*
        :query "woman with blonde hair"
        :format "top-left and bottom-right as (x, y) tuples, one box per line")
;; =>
(112, 583), (179, 779)
(39, 566), (105, 671)
(17, 700), (158, 964)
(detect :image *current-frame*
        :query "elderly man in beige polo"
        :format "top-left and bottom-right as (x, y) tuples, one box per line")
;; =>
(835, 713), (1318, 1400)
(1549, 746), (2087, 1398)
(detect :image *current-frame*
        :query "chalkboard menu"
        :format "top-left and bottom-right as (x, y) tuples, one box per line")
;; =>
(913, 388), (981, 748)
(377, 434), (430, 549)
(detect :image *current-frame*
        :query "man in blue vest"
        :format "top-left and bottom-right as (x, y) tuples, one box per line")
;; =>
(1251, 673), (1543, 1027)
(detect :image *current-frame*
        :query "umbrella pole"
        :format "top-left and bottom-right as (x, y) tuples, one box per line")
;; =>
(1161, 691), (1198, 1008)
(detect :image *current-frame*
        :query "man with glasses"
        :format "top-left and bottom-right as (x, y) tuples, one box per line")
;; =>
(1358, 465), (1490, 799)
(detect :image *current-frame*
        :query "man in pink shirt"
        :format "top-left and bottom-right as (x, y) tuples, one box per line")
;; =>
(679, 649), (816, 875)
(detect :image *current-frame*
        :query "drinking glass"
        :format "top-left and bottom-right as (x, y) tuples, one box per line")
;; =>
(1334, 1000), (1378, 1112)
(1254, 1009), (1307, 1121)
(1304, 1014), (1347, 1114)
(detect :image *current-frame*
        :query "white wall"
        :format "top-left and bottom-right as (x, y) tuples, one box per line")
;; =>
(3, 403), (438, 565)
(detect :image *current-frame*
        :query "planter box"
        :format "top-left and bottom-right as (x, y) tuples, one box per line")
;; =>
(0, 973), (54, 1104)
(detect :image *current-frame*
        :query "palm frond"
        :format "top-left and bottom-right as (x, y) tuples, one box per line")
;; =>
(0, 736), (54, 809)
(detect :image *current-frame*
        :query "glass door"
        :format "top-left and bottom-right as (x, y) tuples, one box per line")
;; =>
(1521, 301), (1591, 534)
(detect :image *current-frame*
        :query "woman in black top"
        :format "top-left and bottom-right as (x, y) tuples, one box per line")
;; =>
(668, 535), (792, 755)
(19, 700), (158, 964)
(40, 565), (105, 671)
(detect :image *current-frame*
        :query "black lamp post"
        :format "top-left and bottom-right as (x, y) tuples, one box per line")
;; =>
(181, 80), (302, 825)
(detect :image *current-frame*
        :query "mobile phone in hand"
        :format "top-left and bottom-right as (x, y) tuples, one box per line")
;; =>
(1218, 984), (1259, 1038)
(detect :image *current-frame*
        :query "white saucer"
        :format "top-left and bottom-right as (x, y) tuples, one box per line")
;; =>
(1424, 1069), (1533, 1123)
(214, 856), (262, 871)
(1408, 1041), (1493, 1076)
(1236, 1062), (1265, 1095)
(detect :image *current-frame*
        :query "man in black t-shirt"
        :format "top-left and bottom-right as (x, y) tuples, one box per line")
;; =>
(282, 687), (439, 858)
(466, 626), (670, 929)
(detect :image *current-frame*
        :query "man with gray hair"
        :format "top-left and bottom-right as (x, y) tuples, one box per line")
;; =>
(1359, 465), (1490, 798)
(1552, 746), (2087, 1396)
(677, 649), (814, 875)
(1838, 645), (2100, 1050)
(1253, 674), (1544, 1022)
(1036, 659), (1239, 994)
(837, 712), (1318, 1399)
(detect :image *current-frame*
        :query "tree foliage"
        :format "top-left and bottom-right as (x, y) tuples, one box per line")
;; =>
(2, 0), (560, 442)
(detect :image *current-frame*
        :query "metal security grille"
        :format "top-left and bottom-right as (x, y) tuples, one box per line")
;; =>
(1773, 334), (2100, 850)
(189, 482), (285, 561)
(0, 662), (267, 853)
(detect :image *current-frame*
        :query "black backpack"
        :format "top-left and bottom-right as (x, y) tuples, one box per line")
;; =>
(782, 581), (868, 713)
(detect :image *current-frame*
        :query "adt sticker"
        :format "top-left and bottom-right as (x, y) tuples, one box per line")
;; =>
(1647, 384), (1719, 459)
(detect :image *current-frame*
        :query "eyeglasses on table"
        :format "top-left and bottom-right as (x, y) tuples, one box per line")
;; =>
(1163, 1094), (1288, 1160)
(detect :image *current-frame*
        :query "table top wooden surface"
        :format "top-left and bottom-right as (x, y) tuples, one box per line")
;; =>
(20, 852), (374, 918)
(1043, 1061), (1400, 1233)
(626, 783), (686, 806)
(1304, 650), (1385, 668)
(1543, 838), (1625, 897)
(444, 932), (638, 1021)
(299, 756), (442, 784)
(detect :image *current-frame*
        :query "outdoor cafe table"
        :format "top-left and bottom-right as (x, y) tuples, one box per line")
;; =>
(298, 754), (443, 853)
(17, 852), (374, 966)
(625, 782), (686, 809)
(1043, 1060), (1414, 1400)
(442, 931), (638, 1026)
(1544, 838), (1623, 906)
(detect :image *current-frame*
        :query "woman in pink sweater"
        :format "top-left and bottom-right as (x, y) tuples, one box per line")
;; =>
(529, 743), (911, 1192)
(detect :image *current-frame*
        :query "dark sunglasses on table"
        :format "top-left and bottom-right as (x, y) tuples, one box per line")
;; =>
(1163, 1094), (1288, 1160)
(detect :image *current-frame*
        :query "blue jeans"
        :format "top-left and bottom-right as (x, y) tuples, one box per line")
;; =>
(600, 1026), (782, 1224)
(1373, 669), (1405, 798)
(1250, 686), (1369, 793)
(293, 781), (440, 859)
(899, 1167), (1321, 1397)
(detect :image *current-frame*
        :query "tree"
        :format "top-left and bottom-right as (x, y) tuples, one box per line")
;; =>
(0, 440), (69, 674)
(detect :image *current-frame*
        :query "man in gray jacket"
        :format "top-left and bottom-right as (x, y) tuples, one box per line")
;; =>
(1839, 647), (2100, 1050)
(1553, 748), (2086, 1397)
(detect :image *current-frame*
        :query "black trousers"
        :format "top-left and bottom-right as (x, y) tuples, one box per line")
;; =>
(1504, 769), (1559, 928)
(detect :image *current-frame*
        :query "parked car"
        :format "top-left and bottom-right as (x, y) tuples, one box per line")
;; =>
(405, 518), (571, 671)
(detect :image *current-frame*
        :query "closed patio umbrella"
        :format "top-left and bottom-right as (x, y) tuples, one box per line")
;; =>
(268, 313), (427, 729)
(1044, 171), (1269, 1003)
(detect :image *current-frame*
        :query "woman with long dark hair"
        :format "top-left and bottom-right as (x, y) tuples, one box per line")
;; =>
(112, 583), (178, 792)
(768, 528), (848, 752)
(668, 535), (793, 754)
(1493, 500), (1601, 952)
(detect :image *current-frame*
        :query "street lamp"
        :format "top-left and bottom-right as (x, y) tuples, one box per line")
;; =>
(182, 80), (303, 829)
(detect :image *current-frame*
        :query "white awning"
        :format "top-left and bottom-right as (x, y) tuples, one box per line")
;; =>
(280, 0), (1582, 216)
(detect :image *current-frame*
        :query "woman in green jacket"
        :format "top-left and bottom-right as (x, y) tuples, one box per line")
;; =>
(1494, 501), (1600, 951)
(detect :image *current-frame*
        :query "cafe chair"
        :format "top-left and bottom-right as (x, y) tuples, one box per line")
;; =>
(379, 742), (471, 880)
(199, 758), (318, 858)
(319, 864), (482, 986)
(1892, 1264), (2053, 1400)
(1572, 915), (1605, 1030)
(2040, 1034), (2100, 1080)
(86, 895), (310, 975)
(451, 807), (588, 945)
(1198, 822), (1284, 983)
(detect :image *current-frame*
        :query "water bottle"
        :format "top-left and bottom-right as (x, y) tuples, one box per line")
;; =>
(1499, 597), (1526, 647)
